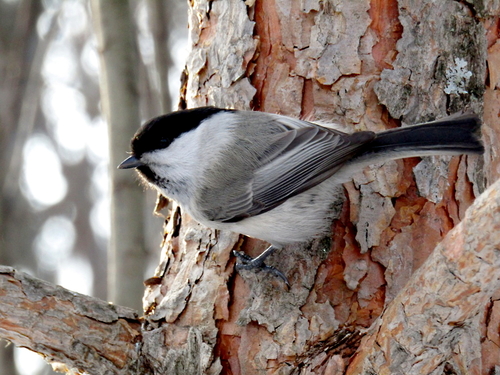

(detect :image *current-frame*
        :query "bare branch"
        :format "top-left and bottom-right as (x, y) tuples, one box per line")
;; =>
(0, 266), (141, 374)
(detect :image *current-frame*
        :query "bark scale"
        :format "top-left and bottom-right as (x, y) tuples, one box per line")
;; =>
(1, 1), (500, 374)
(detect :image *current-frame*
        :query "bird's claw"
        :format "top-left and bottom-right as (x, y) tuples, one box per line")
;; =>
(232, 249), (290, 288)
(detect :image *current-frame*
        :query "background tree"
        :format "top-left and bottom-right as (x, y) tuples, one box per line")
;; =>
(0, 0), (185, 373)
(1, 0), (500, 374)
(91, 0), (146, 311)
(0, 3), (43, 372)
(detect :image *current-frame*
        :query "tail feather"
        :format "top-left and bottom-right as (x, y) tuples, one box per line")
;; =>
(360, 114), (484, 160)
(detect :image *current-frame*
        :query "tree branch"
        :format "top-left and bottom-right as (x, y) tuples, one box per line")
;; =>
(347, 176), (500, 374)
(0, 266), (141, 374)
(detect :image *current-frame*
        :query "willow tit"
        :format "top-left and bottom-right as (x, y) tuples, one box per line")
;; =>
(119, 107), (483, 285)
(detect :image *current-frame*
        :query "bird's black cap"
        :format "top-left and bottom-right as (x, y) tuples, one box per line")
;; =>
(131, 107), (232, 157)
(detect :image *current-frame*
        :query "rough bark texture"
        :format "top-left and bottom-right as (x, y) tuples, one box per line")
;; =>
(141, 0), (500, 374)
(1, 0), (500, 374)
(0, 266), (140, 374)
(347, 179), (500, 374)
(1, 176), (500, 374)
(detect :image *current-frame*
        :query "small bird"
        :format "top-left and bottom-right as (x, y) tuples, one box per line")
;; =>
(119, 107), (483, 285)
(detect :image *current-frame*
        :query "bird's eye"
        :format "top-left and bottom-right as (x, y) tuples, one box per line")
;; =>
(159, 138), (169, 147)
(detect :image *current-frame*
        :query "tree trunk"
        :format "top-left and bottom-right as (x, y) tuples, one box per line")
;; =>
(141, 0), (500, 373)
(1, 1), (500, 374)
(91, 0), (147, 311)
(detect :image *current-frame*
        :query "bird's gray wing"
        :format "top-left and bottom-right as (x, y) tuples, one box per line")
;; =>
(202, 120), (375, 223)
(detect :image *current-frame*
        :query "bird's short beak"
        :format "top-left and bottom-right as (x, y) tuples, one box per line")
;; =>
(118, 155), (144, 169)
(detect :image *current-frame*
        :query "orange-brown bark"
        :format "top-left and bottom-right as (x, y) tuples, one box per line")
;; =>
(1, 1), (499, 374)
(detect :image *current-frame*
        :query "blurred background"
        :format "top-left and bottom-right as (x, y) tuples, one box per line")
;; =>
(0, 0), (188, 373)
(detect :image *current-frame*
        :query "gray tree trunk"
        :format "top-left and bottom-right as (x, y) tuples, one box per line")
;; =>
(91, 0), (147, 311)
(0, 1), (44, 374)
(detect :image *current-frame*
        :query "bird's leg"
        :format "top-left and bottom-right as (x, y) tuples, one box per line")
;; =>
(232, 246), (290, 287)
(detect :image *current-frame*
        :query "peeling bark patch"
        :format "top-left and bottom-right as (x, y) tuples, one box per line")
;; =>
(368, 0), (403, 70)
(414, 156), (452, 203)
(355, 184), (396, 253)
(142, 206), (240, 373)
(295, 1), (370, 85)
(186, 0), (257, 108)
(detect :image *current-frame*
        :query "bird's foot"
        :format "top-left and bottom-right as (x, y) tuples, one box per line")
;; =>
(232, 246), (290, 288)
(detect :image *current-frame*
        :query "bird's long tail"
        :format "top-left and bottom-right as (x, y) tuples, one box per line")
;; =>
(358, 114), (484, 162)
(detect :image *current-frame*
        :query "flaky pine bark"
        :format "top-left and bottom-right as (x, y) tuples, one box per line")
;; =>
(347, 182), (500, 374)
(141, 0), (500, 374)
(1, 1), (500, 374)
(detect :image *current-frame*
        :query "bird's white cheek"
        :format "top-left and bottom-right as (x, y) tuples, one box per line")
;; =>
(143, 163), (194, 207)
